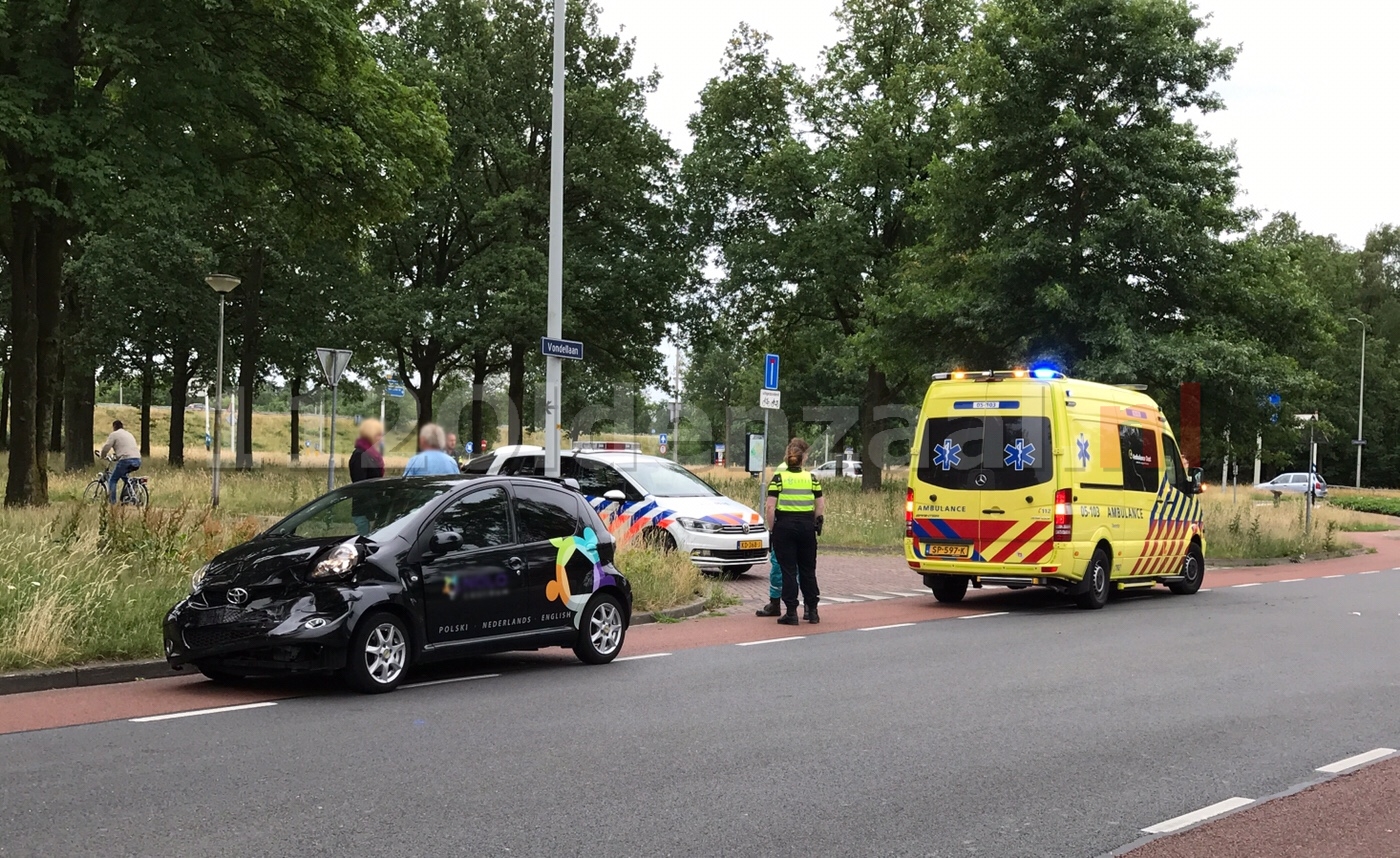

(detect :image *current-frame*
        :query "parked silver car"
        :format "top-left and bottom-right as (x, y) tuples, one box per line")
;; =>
(1254, 472), (1328, 499)
(812, 460), (862, 480)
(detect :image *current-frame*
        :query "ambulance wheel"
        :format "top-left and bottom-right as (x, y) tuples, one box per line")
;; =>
(1168, 545), (1205, 595)
(928, 575), (968, 604)
(1075, 548), (1111, 610)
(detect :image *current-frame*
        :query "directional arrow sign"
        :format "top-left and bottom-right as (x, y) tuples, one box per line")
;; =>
(316, 348), (353, 387)
(764, 353), (780, 390)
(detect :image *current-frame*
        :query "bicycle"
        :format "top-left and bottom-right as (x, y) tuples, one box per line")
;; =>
(88, 453), (150, 507)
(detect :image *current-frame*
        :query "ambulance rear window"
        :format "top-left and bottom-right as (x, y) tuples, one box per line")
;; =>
(917, 416), (1053, 491)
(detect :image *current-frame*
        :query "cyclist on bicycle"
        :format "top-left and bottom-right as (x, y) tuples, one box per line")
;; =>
(99, 420), (141, 504)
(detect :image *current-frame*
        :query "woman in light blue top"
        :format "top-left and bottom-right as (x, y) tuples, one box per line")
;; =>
(403, 424), (461, 476)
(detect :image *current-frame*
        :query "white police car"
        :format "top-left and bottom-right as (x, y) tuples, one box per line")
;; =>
(465, 446), (769, 573)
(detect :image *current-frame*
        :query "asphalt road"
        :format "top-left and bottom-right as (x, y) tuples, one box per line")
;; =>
(4, 573), (1400, 858)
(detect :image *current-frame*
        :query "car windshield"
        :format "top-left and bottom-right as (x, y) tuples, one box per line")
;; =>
(265, 480), (459, 541)
(612, 459), (720, 497)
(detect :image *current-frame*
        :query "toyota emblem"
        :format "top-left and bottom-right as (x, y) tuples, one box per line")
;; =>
(227, 587), (250, 606)
(975, 473), (989, 487)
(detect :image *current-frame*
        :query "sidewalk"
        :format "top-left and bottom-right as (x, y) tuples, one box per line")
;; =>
(720, 551), (918, 605)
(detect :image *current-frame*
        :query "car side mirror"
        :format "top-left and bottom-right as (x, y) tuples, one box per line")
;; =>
(1188, 468), (1204, 495)
(430, 529), (464, 553)
(603, 489), (627, 506)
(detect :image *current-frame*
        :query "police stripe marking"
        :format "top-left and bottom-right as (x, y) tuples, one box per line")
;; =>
(1316, 748), (1397, 773)
(130, 702), (278, 723)
(1141, 797), (1254, 835)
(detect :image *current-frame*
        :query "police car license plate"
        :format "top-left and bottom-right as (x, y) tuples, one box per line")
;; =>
(924, 543), (972, 559)
(738, 540), (764, 551)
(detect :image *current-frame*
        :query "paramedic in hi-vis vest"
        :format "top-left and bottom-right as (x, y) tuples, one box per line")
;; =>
(765, 438), (825, 625)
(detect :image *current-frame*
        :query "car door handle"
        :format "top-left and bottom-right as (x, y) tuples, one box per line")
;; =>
(506, 557), (525, 573)
(982, 508), (1006, 515)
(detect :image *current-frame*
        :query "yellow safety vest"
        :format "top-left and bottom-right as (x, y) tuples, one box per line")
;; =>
(770, 468), (820, 514)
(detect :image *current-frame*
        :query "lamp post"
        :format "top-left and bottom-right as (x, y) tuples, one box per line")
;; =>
(543, 0), (566, 478)
(1348, 317), (1367, 489)
(206, 274), (241, 507)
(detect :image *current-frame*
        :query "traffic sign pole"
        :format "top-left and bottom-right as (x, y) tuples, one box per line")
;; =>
(316, 348), (353, 493)
(544, 0), (566, 479)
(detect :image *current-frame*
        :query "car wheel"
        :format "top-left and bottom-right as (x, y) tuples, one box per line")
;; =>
(196, 665), (247, 685)
(573, 594), (627, 665)
(342, 611), (411, 693)
(928, 574), (968, 604)
(1075, 547), (1111, 610)
(1168, 544), (1205, 595)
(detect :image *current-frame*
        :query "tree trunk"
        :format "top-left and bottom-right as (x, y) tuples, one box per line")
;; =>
(411, 370), (438, 429)
(63, 362), (95, 472)
(236, 249), (264, 469)
(507, 343), (525, 446)
(470, 349), (487, 453)
(289, 373), (302, 463)
(49, 351), (64, 453)
(0, 346), (11, 452)
(5, 200), (43, 506)
(138, 351), (153, 457)
(168, 340), (191, 467)
(859, 364), (890, 492)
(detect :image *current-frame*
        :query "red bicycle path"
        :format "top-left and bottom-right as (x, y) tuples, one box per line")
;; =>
(3, 529), (1398, 738)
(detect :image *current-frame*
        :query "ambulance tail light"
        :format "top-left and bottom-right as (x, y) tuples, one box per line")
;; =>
(905, 488), (915, 538)
(1053, 489), (1073, 541)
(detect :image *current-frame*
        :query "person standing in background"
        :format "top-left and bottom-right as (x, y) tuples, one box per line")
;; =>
(756, 460), (788, 618)
(765, 438), (825, 626)
(446, 432), (463, 470)
(349, 419), (385, 483)
(99, 420), (141, 504)
(403, 424), (460, 476)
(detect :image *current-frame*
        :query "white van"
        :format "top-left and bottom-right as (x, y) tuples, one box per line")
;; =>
(465, 446), (769, 573)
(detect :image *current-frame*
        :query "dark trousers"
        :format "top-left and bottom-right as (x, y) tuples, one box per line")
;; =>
(772, 516), (819, 610)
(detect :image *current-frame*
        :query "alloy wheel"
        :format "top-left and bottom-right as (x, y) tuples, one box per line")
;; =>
(364, 622), (407, 685)
(590, 601), (623, 656)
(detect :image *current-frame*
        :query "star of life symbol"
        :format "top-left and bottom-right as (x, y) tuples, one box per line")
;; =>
(1004, 438), (1036, 471)
(1076, 434), (1091, 468)
(933, 438), (962, 471)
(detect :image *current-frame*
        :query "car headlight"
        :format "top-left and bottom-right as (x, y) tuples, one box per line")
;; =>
(311, 541), (362, 581)
(676, 517), (723, 534)
(191, 563), (210, 594)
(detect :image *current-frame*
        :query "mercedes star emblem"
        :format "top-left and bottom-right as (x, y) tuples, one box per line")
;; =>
(975, 473), (989, 487)
(227, 587), (250, 606)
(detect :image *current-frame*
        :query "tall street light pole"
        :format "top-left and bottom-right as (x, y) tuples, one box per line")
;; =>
(206, 274), (241, 507)
(1349, 317), (1367, 489)
(543, 0), (566, 478)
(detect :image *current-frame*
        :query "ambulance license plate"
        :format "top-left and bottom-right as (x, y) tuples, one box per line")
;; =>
(924, 543), (972, 559)
(738, 540), (763, 551)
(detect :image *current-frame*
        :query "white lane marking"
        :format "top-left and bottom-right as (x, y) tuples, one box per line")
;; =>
(131, 701), (278, 723)
(884, 591), (927, 598)
(1323, 574), (1345, 579)
(1280, 578), (1304, 583)
(859, 623), (917, 632)
(1361, 570), (1381, 575)
(1141, 797), (1254, 834)
(851, 593), (893, 601)
(1232, 583), (1264, 588)
(1316, 748), (1397, 773)
(404, 673), (501, 689)
(1199, 588), (1212, 592)
(822, 596), (860, 603)
(959, 612), (1010, 620)
(736, 636), (806, 647)
(614, 653), (672, 662)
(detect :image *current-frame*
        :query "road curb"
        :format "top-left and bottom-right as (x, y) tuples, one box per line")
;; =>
(631, 596), (707, 626)
(0, 598), (709, 697)
(0, 659), (180, 697)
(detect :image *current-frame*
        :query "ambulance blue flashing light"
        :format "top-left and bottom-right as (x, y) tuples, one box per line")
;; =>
(1031, 366), (1062, 380)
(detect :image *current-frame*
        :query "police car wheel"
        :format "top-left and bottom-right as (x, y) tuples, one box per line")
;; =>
(929, 575), (968, 604)
(1075, 548), (1111, 610)
(643, 528), (677, 553)
(1168, 545), (1205, 595)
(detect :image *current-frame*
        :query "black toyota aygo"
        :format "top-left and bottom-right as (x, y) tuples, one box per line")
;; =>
(164, 475), (633, 693)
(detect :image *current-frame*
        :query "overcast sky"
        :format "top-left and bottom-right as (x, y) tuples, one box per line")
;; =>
(594, 0), (1398, 249)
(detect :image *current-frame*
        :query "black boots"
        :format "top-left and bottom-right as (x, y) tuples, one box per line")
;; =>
(777, 607), (800, 626)
(755, 599), (781, 617)
(804, 604), (819, 624)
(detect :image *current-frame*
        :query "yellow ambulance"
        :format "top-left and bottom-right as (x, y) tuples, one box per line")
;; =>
(905, 369), (1206, 610)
